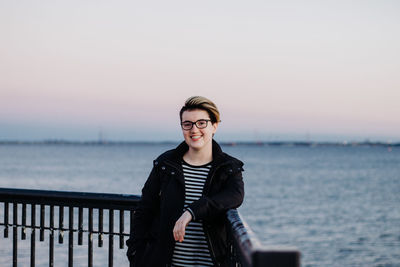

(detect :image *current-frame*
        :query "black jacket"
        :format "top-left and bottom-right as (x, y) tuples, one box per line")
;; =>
(126, 140), (244, 267)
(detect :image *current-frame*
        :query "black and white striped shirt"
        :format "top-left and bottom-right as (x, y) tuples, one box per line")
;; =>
(171, 161), (214, 267)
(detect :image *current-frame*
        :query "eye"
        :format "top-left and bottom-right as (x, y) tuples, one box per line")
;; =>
(182, 122), (192, 128)
(197, 120), (207, 126)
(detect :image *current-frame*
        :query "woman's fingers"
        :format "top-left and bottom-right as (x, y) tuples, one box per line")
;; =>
(173, 211), (193, 242)
(173, 220), (185, 242)
(178, 223), (185, 242)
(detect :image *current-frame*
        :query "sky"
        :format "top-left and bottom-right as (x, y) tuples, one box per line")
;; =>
(1, 0), (399, 142)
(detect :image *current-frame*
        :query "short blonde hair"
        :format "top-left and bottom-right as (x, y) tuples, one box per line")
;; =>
(179, 96), (220, 123)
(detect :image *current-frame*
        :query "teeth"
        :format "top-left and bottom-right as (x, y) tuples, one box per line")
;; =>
(191, 136), (201, 140)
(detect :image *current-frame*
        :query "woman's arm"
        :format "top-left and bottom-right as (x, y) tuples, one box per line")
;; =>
(187, 169), (244, 221)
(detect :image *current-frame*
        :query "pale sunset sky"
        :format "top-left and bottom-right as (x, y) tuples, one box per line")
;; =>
(1, 1), (399, 142)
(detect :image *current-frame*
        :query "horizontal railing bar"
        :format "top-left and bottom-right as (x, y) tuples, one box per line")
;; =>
(0, 203), (135, 211)
(0, 188), (140, 209)
(0, 223), (130, 236)
(0, 202), (133, 210)
(0, 205), (135, 213)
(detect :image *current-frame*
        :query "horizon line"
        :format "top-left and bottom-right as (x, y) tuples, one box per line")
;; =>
(0, 139), (398, 147)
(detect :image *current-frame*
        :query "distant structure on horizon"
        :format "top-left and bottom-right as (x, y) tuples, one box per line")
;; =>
(98, 128), (106, 144)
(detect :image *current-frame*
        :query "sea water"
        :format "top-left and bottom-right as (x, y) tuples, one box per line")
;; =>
(0, 143), (399, 266)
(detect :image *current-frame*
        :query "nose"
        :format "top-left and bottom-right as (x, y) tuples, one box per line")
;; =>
(190, 124), (200, 132)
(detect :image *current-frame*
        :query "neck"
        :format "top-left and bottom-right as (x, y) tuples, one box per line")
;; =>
(183, 144), (213, 166)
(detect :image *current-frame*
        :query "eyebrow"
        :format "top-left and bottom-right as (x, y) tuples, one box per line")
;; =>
(182, 119), (210, 122)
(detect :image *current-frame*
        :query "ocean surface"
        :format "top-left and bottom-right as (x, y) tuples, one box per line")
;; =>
(0, 143), (399, 266)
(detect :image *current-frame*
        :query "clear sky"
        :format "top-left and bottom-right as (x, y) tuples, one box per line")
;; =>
(1, 0), (399, 142)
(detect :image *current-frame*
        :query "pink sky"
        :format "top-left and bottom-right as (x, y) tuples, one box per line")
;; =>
(1, 1), (399, 141)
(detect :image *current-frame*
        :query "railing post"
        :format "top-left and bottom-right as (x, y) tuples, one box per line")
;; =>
(109, 209), (114, 267)
(30, 204), (36, 267)
(59, 206), (64, 244)
(88, 207), (93, 267)
(68, 206), (74, 267)
(40, 205), (45, 242)
(78, 207), (83, 245)
(49, 205), (54, 267)
(22, 203), (27, 240)
(119, 209), (124, 249)
(4, 202), (9, 238)
(13, 203), (18, 267)
(99, 208), (103, 247)
(130, 209), (134, 267)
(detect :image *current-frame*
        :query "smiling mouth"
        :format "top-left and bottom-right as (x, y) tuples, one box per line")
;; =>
(191, 135), (202, 140)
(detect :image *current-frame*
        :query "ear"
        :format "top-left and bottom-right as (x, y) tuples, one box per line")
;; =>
(212, 122), (219, 134)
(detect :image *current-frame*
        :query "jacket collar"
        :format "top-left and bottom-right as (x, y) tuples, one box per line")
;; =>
(170, 139), (226, 166)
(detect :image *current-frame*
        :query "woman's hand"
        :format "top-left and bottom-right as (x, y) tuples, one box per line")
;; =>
(173, 210), (192, 242)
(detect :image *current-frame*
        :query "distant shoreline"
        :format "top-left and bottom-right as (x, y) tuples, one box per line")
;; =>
(0, 140), (398, 147)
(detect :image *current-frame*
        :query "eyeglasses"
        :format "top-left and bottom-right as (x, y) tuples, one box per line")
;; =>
(181, 119), (212, 130)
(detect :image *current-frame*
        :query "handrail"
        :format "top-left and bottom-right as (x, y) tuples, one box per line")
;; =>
(226, 210), (300, 267)
(0, 187), (140, 209)
(0, 187), (300, 267)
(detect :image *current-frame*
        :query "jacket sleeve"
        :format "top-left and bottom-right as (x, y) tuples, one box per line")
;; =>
(126, 161), (160, 262)
(187, 166), (244, 221)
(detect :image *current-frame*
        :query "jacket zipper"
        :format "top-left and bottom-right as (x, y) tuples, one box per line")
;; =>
(204, 166), (218, 265)
(205, 225), (220, 266)
(202, 163), (229, 266)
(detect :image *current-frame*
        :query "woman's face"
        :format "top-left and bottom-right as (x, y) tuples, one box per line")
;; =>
(181, 109), (218, 152)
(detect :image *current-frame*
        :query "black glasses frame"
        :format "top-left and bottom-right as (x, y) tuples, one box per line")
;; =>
(181, 119), (212, 130)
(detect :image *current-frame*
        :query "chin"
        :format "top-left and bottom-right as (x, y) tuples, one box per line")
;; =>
(188, 141), (203, 149)
(190, 139), (212, 150)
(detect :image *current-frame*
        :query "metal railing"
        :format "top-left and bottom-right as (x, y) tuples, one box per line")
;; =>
(226, 210), (300, 267)
(0, 188), (300, 267)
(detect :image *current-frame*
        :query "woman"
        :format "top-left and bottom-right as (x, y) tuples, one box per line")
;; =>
(126, 96), (244, 267)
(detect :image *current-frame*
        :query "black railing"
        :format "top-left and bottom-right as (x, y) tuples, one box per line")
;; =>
(226, 210), (300, 267)
(0, 188), (300, 267)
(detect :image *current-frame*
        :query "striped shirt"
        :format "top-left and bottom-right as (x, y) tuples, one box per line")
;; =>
(171, 161), (214, 267)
